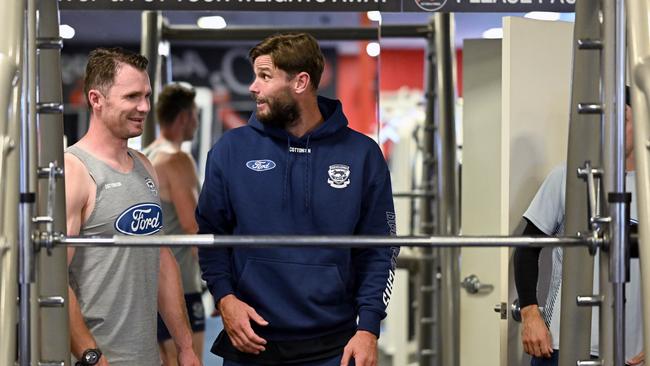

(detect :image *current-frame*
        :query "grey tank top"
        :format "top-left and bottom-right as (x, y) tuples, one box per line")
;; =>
(143, 141), (202, 294)
(67, 145), (162, 366)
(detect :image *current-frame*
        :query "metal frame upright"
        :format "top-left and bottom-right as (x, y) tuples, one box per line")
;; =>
(560, 1), (630, 365)
(139, 17), (460, 365)
(1, 1), (641, 366)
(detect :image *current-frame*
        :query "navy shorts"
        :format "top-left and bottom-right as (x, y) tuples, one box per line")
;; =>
(157, 292), (205, 342)
(531, 351), (558, 366)
(223, 355), (355, 366)
(531, 351), (598, 366)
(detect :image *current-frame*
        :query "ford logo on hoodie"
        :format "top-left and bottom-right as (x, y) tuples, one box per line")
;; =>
(114, 203), (163, 235)
(246, 159), (276, 172)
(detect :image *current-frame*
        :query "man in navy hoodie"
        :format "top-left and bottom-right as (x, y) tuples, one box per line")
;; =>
(196, 33), (399, 366)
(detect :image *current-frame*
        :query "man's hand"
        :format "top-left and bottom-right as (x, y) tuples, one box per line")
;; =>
(340, 330), (377, 366)
(219, 294), (268, 354)
(521, 305), (553, 358)
(627, 351), (645, 365)
(177, 346), (201, 366)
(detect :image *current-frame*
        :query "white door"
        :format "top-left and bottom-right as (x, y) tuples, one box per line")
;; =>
(460, 17), (573, 366)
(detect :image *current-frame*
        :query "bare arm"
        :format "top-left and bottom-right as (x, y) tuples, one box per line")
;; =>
(138, 150), (200, 365)
(65, 153), (109, 365)
(165, 152), (199, 234)
(158, 247), (201, 365)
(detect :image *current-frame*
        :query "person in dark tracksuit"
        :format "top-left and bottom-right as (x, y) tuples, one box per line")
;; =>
(196, 33), (399, 366)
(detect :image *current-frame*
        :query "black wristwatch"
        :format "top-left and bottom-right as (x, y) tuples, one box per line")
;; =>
(75, 348), (102, 366)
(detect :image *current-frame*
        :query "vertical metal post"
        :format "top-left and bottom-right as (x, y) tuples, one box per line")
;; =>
(601, 0), (627, 364)
(559, 0), (603, 364)
(140, 10), (162, 147)
(37, 0), (70, 364)
(625, 0), (650, 363)
(612, 5), (627, 365)
(19, 0), (37, 364)
(417, 16), (438, 366)
(0, 1), (22, 365)
(434, 12), (459, 366)
(418, 16), (438, 366)
(0, 54), (18, 366)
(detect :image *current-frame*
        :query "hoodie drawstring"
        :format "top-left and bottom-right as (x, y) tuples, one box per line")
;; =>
(304, 135), (312, 211)
(283, 137), (291, 208)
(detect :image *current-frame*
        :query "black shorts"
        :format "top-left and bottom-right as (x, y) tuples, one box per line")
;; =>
(157, 292), (206, 342)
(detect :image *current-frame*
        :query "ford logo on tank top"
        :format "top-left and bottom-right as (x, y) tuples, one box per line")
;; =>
(114, 203), (163, 235)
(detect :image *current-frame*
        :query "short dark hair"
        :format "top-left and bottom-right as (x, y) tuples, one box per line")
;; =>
(83, 47), (148, 110)
(156, 83), (196, 127)
(249, 33), (325, 90)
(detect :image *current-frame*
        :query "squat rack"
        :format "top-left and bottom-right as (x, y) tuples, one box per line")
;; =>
(0, 1), (639, 366)
(139, 13), (461, 366)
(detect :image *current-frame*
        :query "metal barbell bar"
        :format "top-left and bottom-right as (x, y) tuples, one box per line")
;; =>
(46, 234), (594, 249)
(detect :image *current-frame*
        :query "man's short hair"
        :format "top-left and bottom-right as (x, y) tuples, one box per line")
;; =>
(156, 83), (197, 127)
(83, 47), (149, 110)
(249, 33), (325, 90)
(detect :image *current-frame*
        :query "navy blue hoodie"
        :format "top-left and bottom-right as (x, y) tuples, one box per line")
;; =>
(197, 96), (398, 343)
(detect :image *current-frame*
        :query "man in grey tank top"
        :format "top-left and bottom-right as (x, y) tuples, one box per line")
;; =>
(143, 83), (206, 365)
(64, 48), (201, 366)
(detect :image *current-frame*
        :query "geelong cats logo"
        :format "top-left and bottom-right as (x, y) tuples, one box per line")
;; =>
(327, 164), (351, 189)
(246, 160), (276, 172)
(115, 203), (163, 235)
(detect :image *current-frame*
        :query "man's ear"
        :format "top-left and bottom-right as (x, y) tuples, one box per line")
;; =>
(293, 72), (311, 94)
(179, 109), (191, 126)
(88, 89), (103, 111)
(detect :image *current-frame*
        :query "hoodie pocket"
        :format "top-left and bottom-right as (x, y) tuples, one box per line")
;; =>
(236, 257), (353, 335)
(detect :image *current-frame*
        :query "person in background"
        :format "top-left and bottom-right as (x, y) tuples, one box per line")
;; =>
(144, 83), (205, 366)
(514, 87), (643, 366)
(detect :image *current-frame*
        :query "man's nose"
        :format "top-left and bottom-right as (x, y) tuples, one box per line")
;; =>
(138, 97), (150, 113)
(249, 79), (259, 94)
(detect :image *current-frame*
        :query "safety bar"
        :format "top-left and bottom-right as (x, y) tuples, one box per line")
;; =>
(162, 24), (430, 42)
(51, 234), (593, 249)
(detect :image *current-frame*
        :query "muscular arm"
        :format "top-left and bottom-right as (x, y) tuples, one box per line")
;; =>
(64, 153), (105, 362)
(136, 151), (200, 365)
(157, 248), (195, 355)
(166, 152), (199, 234)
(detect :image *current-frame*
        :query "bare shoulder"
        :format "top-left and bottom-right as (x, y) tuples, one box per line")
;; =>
(64, 152), (92, 189)
(132, 149), (157, 178)
(168, 151), (198, 178)
(168, 150), (195, 168)
(64, 151), (94, 234)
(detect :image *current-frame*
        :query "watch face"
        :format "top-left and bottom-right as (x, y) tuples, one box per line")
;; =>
(84, 350), (100, 365)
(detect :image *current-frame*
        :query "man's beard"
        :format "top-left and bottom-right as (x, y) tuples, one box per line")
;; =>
(253, 89), (300, 130)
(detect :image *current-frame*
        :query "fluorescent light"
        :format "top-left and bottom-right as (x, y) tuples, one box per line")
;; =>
(482, 27), (503, 39)
(59, 24), (75, 39)
(367, 11), (382, 23)
(366, 42), (380, 57)
(158, 41), (170, 57)
(197, 16), (227, 29)
(525, 12), (561, 21)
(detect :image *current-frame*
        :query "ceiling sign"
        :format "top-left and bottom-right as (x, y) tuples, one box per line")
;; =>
(59, 0), (575, 12)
